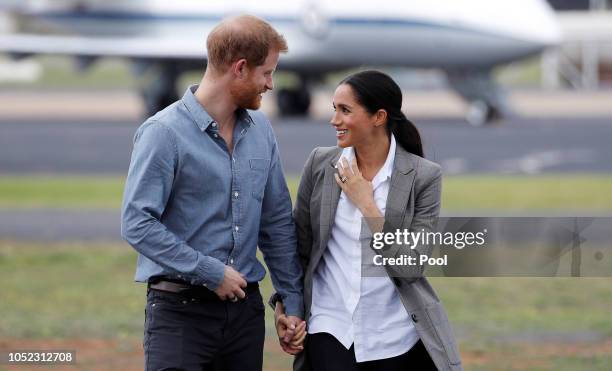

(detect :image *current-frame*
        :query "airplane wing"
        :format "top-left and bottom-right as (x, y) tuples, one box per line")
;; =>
(0, 33), (206, 60)
(0, 32), (330, 73)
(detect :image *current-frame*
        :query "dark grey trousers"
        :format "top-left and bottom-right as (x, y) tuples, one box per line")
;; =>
(144, 287), (265, 371)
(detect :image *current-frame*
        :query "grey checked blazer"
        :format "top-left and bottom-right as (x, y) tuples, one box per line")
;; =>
(290, 144), (463, 371)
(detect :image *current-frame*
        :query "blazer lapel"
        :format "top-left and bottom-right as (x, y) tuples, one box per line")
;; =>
(315, 150), (342, 266)
(383, 147), (417, 232)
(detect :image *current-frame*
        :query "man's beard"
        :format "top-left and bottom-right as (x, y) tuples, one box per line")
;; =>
(230, 79), (263, 110)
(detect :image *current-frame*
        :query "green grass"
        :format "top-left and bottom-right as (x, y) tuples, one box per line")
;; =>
(2, 242), (610, 339)
(429, 277), (612, 340)
(440, 175), (612, 212)
(1, 242), (611, 370)
(1, 173), (611, 369)
(0, 176), (126, 209)
(0, 241), (285, 340)
(1, 174), (612, 211)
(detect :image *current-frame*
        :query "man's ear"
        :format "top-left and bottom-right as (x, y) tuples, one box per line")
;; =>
(374, 109), (388, 127)
(231, 59), (249, 79)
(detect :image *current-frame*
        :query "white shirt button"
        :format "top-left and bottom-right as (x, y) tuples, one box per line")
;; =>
(234, 191), (239, 198)
(230, 258), (234, 264)
(235, 226), (239, 232)
(213, 133), (218, 138)
(211, 122), (217, 127)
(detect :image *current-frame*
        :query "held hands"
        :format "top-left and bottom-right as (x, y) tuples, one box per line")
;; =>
(275, 302), (306, 355)
(214, 265), (247, 301)
(334, 158), (378, 215)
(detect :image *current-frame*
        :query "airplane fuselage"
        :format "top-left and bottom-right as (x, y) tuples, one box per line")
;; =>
(15, 0), (561, 71)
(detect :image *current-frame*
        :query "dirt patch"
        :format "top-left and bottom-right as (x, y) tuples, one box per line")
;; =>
(0, 338), (290, 371)
(460, 338), (612, 368)
(2, 337), (611, 370)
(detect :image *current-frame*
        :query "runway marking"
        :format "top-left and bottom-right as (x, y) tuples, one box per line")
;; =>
(495, 149), (596, 174)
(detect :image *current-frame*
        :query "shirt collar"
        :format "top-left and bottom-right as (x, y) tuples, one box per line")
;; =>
(338, 134), (396, 189)
(182, 84), (255, 132)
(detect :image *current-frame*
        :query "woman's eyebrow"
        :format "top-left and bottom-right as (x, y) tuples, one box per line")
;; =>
(335, 103), (352, 109)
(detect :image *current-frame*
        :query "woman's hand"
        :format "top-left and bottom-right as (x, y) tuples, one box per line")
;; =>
(274, 302), (306, 354)
(334, 158), (382, 218)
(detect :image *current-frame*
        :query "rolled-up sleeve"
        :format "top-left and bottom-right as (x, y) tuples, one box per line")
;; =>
(121, 121), (225, 289)
(258, 132), (304, 318)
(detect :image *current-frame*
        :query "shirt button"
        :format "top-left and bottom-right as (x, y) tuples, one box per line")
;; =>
(213, 133), (218, 138)
(235, 226), (239, 232)
(203, 283), (207, 287)
(234, 191), (239, 198)
(211, 122), (217, 127)
(229, 258), (234, 264)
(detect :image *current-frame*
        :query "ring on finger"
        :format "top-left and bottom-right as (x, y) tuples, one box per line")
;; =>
(340, 176), (348, 183)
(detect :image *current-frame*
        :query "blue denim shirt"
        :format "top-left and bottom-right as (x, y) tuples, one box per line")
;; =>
(121, 85), (304, 317)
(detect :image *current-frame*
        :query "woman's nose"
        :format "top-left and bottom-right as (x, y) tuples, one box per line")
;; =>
(330, 112), (340, 126)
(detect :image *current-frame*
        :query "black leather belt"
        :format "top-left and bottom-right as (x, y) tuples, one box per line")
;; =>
(148, 278), (258, 300)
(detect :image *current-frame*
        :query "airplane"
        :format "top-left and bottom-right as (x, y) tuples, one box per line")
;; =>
(0, 0), (561, 125)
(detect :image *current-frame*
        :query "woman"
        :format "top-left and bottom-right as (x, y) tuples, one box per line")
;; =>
(273, 71), (462, 371)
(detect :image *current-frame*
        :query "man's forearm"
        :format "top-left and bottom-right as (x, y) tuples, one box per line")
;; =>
(122, 209), (225, 288)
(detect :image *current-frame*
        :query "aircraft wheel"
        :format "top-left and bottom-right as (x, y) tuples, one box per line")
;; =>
(277, 88), (311, 116)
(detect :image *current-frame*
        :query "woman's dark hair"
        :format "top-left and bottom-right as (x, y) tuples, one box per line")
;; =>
(339, 70), (423, 157)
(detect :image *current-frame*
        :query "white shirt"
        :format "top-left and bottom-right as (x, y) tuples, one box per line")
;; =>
(308, 135), (419, 362)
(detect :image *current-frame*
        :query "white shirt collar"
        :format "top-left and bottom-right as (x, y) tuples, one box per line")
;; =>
(338, 134), (396, 189)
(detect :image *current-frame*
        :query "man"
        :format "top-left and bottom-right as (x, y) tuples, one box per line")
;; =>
(121, 15), (303, 371)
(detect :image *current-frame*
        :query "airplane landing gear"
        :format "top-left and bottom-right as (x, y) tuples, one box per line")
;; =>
(466, 100), (502, 127)
(277, 87), (311, 116)
(141, 64), (180, 118)
(446, 69), (508, 126)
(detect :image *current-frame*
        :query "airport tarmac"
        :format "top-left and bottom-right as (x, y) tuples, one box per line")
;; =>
(5, 116), (612, 175)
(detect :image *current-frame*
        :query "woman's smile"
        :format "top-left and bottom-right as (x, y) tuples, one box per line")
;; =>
(336, 129), (348, 138)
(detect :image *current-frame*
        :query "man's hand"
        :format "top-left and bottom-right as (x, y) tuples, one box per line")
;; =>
(214, 265), (247, 301)
(275, 302), (306, 354)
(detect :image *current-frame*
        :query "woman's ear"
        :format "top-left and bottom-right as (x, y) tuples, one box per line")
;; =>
(374, 109), (388, 127)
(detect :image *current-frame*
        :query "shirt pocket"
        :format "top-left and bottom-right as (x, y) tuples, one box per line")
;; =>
(249, 158), (270, 202)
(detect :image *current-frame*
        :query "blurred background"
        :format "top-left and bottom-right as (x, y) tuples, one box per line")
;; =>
(1, 0), (611, 370)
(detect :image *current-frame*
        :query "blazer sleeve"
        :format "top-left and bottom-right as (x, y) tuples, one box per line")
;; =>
(268, 147), (318, 310)
(294, 147), (318, 273)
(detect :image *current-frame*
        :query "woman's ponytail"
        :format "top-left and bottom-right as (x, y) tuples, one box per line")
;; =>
(387, 109), (423, 157)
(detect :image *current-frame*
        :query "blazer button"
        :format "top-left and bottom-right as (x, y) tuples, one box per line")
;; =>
(411, 313), (418, 323)
(393, 278), (402, 287)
